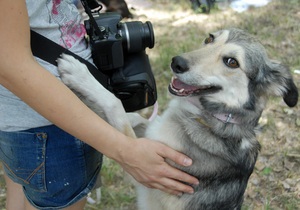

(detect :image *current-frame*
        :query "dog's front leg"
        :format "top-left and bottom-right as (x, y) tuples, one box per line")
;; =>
(126, 113), (150, 138)
(57, 54), (136, 138)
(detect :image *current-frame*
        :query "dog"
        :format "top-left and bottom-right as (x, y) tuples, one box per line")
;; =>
(57, 28), (298, 210)
(100, 0), (133, 18)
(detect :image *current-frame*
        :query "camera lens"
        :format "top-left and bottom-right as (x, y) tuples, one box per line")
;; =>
(120, 21), (155, 53)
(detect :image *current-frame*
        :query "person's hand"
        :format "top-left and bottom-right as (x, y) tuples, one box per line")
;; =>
(116, 138), (199, 195)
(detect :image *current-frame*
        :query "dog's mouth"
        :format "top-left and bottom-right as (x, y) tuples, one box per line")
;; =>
(169, 76), (221, 97)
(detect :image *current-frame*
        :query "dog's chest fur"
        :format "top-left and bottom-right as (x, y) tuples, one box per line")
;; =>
(145, 99), (260, 209)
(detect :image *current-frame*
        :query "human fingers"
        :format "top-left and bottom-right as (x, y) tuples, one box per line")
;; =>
(133, 152), (197, 194)
(144, 181), (183, 196)
(154, 162), (198, 194)
(116, 138), (198, 194)
(157, 143), (193, 167)
(156, 144), (199, 186)
(134, 169), (195, 195)
(153, 177), (194, 195)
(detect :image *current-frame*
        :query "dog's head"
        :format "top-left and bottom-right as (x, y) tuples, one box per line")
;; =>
(169, 28), (298, 111)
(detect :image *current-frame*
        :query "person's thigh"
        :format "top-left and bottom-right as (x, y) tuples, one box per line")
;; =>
(0, 125), (103, 209)
(4, 173), (26, 210)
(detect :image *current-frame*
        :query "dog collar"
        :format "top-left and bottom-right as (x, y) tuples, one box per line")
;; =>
(212, 113), (240, 124)
(194, 113), (240, 127)
(195, 117), (211, 127)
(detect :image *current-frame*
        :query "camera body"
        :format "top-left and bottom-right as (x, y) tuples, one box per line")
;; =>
(84, 12), (157, 112)
(84, 12), (154, 71)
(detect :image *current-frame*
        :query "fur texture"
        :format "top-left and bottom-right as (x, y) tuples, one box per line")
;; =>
(57, 28), (298, 210)
(136, 28), (298, 210)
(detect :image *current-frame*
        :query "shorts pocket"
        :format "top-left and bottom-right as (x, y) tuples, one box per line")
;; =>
(0, 130), (47, 192)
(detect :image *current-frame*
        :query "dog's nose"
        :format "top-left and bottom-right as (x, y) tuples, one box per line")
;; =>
(171, 56), (189, 73)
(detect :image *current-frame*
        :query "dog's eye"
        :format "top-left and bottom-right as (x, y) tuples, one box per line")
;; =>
(204, 34), (214, 44)
(223, 57), (239, 68)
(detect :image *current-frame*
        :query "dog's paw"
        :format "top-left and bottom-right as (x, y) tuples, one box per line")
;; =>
(57, 54), (92, 89)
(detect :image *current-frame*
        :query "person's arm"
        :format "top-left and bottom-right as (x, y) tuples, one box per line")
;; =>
(0, 0), (198, 195)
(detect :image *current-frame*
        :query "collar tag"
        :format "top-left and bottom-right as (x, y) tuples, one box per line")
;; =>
(213, 113), (240, 124)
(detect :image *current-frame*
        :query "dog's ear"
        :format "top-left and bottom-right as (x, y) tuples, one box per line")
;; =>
(257, 61), (298, 107)
(283, 78), (298, 107)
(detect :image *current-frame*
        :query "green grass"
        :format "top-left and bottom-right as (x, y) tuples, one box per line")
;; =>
(92, 158), (136, 209)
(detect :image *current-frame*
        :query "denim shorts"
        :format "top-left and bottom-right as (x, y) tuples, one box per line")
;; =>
(0, 125), (103, 209)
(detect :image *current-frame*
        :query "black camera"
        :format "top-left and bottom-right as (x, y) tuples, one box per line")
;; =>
(84, 12), (155, 71)
(81, 0), (157, 112)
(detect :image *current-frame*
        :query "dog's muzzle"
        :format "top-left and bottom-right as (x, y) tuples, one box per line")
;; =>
(169, 76), (221, 97)
(171, 56), (190, 74)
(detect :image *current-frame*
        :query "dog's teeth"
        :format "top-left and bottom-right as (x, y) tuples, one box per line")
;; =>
(179, 89), (184, 93)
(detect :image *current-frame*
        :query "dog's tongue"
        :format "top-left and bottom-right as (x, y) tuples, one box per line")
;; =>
(171, 77), (199, 91)
(169, 77), (201, 96)
(170, 76), (218, 97)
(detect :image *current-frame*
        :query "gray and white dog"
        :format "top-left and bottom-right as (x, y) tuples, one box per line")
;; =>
(57, 28), (298, 210)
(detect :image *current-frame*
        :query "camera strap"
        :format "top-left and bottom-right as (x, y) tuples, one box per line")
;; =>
(30, 29), (109, 89)
(80, 0), (104, 39)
